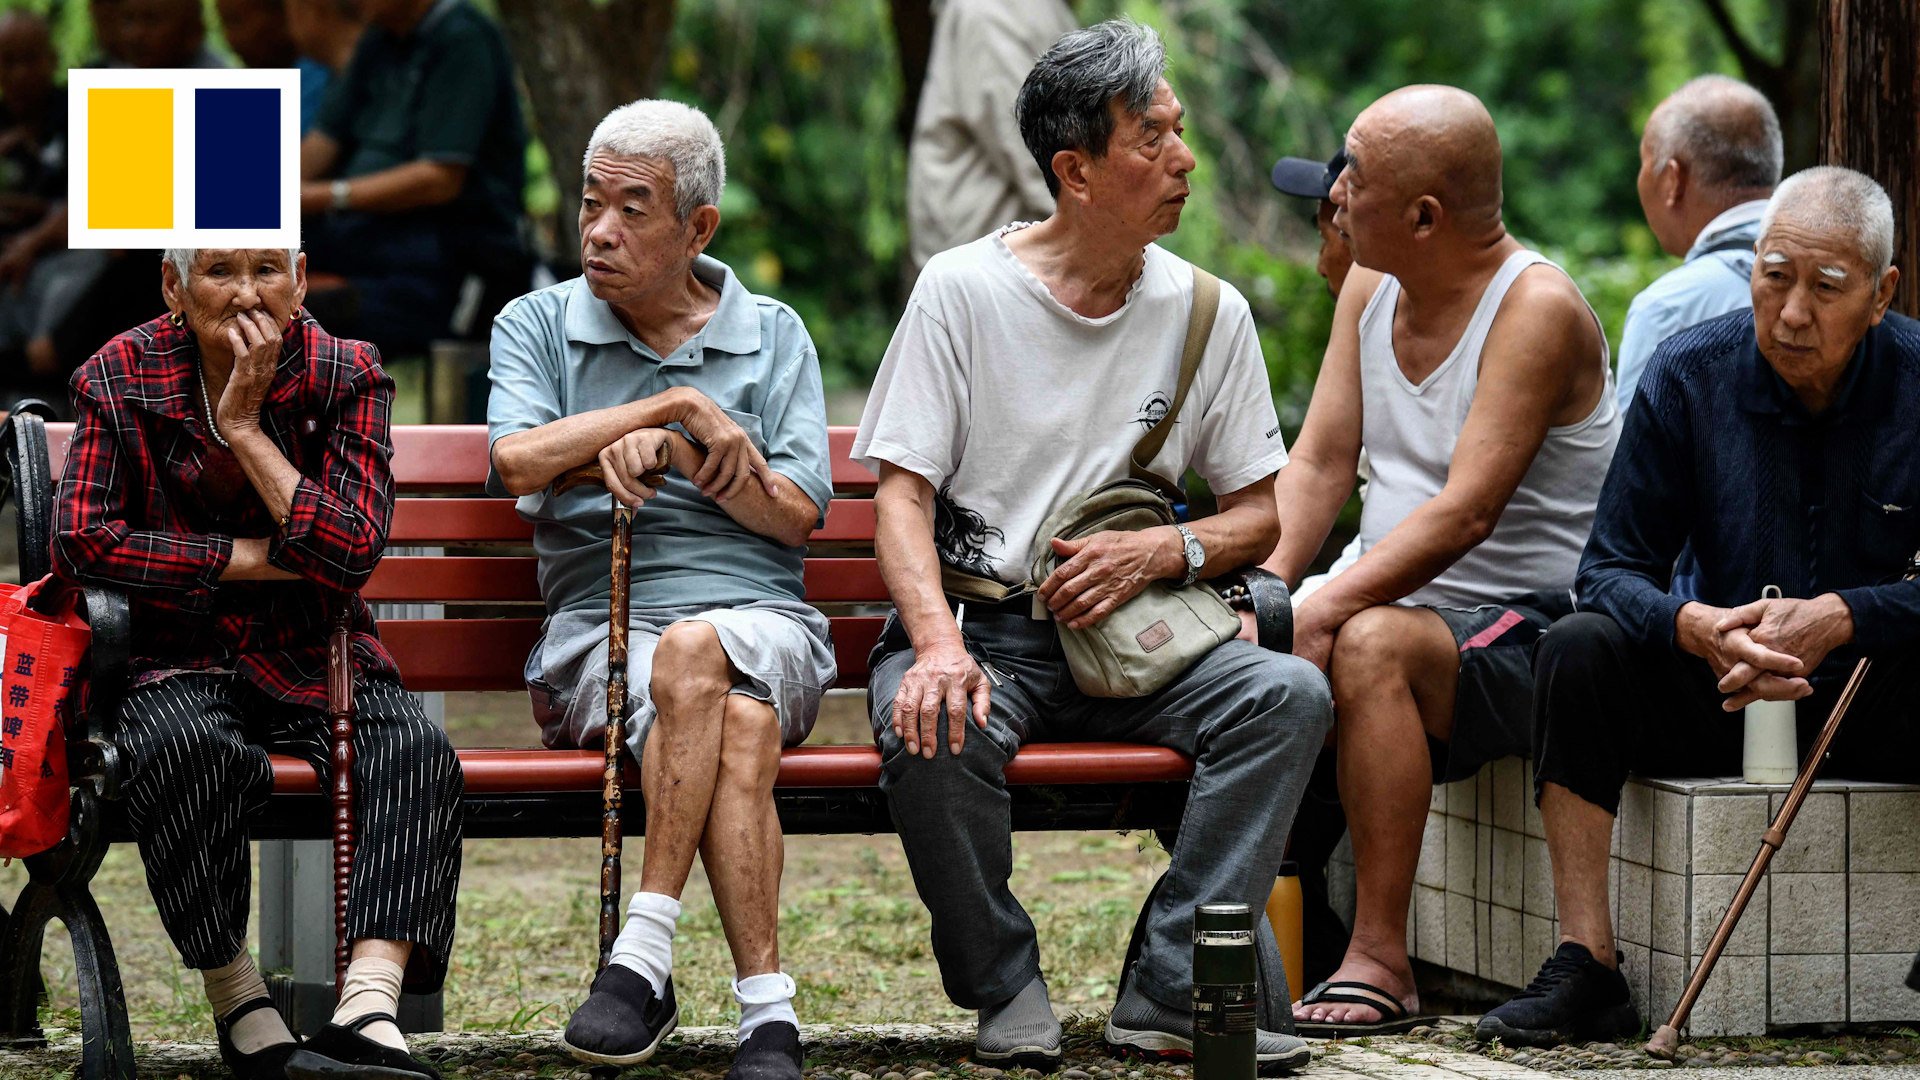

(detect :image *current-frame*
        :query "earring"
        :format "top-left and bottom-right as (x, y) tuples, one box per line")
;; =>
(167, 311), (183, 328)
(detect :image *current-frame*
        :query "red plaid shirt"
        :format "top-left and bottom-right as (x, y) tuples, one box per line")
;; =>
(52, 312), (400, 707)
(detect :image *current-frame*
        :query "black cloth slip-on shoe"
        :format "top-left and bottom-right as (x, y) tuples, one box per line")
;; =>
(285, 1013), (439, 1080)
(559, 964), (680, 1067)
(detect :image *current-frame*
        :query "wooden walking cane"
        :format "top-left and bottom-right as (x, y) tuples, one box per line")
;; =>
(1646, 548), (1920, 1057)
(598, 501), (636, 967)
(555, 463), (665, 968)
(327, 598), (358, 994)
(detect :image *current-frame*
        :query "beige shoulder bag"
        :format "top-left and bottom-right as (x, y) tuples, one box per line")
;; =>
(941, 265), (1241, 698)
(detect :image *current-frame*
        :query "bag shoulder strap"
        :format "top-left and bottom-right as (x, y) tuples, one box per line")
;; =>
(1131, 264), (1220, 496)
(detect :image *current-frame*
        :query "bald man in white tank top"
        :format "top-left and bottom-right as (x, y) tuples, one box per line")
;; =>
(1258, 86), (1620, 1034)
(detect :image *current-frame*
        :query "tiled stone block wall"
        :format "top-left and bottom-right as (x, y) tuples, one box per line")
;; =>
(1333, 766), (1920, 1034)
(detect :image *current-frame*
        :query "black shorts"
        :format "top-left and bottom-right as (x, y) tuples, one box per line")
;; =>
(1425, 590), (1573, 783)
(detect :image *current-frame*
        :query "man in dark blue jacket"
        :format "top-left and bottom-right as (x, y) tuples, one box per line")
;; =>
(1477, 165), (1920, 1047)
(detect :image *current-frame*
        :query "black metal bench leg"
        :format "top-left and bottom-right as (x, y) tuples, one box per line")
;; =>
(0, 791), (133, 1079)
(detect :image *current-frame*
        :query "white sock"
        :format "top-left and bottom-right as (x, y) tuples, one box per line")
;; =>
(608, 891), (682, 990)
(332, 956), (407, 1051)
(735, 971), (798, 1041)
(202, 950), (293, 1055)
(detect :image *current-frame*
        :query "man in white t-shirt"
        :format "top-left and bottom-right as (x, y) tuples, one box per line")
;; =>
(855, 19), (1330, 1072)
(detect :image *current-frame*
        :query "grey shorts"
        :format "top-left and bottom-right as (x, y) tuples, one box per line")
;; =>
(1425, 590), (1573, 783)
(527, 600), (836, 764)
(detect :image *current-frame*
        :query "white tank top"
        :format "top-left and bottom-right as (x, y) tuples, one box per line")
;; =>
(1355, 249), (1620, 608)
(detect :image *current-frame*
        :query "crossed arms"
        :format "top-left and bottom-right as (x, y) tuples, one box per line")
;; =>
(489, 385), (820, 550)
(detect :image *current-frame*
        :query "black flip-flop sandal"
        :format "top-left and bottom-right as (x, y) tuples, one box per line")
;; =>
(1292, 979), (1434, 1038)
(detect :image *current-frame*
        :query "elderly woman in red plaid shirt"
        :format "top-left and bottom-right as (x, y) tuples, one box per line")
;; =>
(51, 248), (462, 1080)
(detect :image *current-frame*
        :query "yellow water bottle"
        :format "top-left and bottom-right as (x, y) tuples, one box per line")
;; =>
(1265, 860), (1304, 1003)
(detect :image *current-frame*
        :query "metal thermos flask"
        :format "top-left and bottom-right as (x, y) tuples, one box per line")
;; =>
(1193, 902), (1258, 1080)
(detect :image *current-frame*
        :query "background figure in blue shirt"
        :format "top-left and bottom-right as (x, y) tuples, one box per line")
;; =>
(487, 100), (832, 1080)
(1479, 166), (1919, 1049)
(1617, 75), (1781, 410)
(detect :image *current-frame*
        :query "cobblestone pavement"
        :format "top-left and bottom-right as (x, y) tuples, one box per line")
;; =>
(3, 1021), (1918, 1079)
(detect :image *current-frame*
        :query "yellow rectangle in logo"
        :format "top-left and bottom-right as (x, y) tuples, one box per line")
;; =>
(87, 88), (173, 229)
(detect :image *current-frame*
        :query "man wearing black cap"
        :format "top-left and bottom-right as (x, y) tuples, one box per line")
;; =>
(1272, 150), (1353, 298)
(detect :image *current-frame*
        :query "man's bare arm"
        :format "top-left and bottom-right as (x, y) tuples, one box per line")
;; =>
(300, 130), (340, 181)
(491, 387), (702, 495)
(1263, 269), (1380, 585)
(1304, 267), (1600, 623)
(300, 160), (468, 215)
(874, 463), (990, 757)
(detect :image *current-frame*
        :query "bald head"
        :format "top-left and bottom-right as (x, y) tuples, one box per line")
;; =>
(1644, 75), (1781, 195)
(0, 11), (54, 111)
(0, 10), (52, 52)
(1347, 85), (1504, 228)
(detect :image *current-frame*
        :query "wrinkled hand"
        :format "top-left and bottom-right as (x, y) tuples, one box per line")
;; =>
(595, 428), (676, 508)
(1290, 594), (1337, 672)
(217, 309), (283, 439)
(1037, 529), (1172, 630)
(1712, 594), (1853, 710)
(891, 637), (990, 758)
(677, 390), (779, 503)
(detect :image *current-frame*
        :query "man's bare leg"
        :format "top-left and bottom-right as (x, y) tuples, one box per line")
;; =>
(700, 694), (785, 977)
(1540, 782), (1618, 968)
(640, 620), (736, 896)
(1295, 605), (1458, 1025)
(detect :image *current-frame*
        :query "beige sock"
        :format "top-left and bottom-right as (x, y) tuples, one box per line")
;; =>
(202, 950), (293, 1055)
(332, 956), (407, 1051)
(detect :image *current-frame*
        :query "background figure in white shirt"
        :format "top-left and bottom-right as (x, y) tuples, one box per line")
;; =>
(906, 0), (1077, 274)
(1617, 75), (1782, 410)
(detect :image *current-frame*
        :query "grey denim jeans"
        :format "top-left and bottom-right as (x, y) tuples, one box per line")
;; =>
(868, 599), (1332, 1012)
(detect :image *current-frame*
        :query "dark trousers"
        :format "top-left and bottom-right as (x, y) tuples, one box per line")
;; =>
(867, 603), (1332, 1011)
(1532, 612), (1920, 815)
(115, 672), (465, 991)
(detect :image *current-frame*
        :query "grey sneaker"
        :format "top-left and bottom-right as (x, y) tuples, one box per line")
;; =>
(1105, 984), (1312, 1075)
(977, 976), (1062, 1071)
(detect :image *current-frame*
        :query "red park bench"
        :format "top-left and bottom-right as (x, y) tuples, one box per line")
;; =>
(0, 410), (1197, 1080)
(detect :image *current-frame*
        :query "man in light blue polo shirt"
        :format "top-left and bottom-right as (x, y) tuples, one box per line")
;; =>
(486, 100), (832, 1080)
(1617, 75), (1781, 410)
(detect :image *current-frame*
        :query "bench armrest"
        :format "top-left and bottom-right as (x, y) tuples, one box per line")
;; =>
(1214, 566), (1293, 653)
(0, 398), (58, 582)
(74, 586), (130, 800)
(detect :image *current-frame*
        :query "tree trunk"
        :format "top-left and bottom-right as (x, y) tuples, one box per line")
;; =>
(890, 0), (935, 144)
(1822, 0), (1920, 315)
(494, 0), (678, 262)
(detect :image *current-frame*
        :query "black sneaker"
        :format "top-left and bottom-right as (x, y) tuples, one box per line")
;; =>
(215, 997), (299, 1080)
(560, 964), (679, 1066)
(726, 1021), (803, 1080)
(1475, 943), (1640, 1048)
(285, 1013), (438, 1080)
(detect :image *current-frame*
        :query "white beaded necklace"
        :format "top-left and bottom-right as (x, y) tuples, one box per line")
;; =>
(197, 361), (231, 450)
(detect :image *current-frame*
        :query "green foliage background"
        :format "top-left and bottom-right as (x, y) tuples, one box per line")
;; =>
(17, 0), (1801, 424)
(643, 0), (1793, 428)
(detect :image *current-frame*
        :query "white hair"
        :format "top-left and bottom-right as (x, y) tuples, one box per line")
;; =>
(163, 248), (300, 280)
(1760, 166), (1896, 275)
(582, 99), (726, 221)
(1646, 75), (1782, 193)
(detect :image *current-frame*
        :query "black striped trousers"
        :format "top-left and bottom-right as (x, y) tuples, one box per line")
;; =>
(114, 672), (465, 990)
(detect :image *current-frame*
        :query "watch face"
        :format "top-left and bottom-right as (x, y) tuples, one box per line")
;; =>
(1185, 535), (1205, 567)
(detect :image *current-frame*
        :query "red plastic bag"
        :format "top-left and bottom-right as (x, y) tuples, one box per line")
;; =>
(0, 576), (88, 858)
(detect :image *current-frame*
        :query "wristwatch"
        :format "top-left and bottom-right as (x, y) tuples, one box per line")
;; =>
(329, 179), (351, 211)
(1174, 523), (1205, 587)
